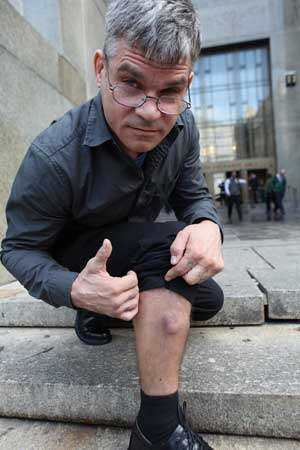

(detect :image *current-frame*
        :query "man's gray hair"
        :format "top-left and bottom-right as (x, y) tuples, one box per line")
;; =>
(104, 0), (201, 64)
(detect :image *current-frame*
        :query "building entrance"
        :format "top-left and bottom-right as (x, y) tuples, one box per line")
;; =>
(213, 167), (273, 207)
(191, 41), (277, 204)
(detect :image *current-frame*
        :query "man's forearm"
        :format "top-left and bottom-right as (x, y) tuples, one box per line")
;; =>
(0, 248), (78, 308)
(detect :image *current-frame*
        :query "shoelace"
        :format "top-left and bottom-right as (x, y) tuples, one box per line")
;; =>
(181, 402), (212, 450)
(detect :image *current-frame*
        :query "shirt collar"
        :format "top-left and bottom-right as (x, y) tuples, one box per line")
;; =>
(83, 93), (184, 149)
(83, 93), (113, 147)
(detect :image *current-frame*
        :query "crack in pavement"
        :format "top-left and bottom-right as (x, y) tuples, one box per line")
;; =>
(22, 346), (55, 361)
(251, 247), (275, 269)
(0, 427), (15, 439)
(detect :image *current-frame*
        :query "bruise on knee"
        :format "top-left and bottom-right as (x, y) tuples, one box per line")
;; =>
(161, 310), (190, 336)
(162, 311), (181, 335)
(137, 288), (191, 335)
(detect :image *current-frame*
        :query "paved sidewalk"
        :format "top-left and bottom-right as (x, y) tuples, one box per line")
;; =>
(207, 198), (298, 234)
(159, 203), (300, 323)
(220, 204), (300, 321)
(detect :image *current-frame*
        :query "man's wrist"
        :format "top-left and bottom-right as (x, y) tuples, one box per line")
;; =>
(70, 277), (82, 310)
(193, 218), (217, 226)
(193, 218), (224, 243)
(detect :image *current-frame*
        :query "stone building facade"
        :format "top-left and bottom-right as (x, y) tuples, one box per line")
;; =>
(0, 0), (107, 283)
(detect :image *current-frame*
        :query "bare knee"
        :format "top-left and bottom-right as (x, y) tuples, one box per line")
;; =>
(161, 311), (181, 335)
(160, 309), (190, 336)
(137, 288), (191, 336)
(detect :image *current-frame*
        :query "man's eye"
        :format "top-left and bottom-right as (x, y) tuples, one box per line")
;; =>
(123, 79), (139, 88)
(161, 89), (181, 96)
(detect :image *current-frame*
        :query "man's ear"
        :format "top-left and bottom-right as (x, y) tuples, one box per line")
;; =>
(94, 50), (105, 89)
(188, 71), (194, 88)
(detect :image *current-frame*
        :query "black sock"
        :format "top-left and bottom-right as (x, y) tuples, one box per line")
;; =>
(137, 390), (179, 444)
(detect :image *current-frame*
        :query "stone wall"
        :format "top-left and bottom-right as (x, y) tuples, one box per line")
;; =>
(195, 0), (300, 205)
(0, 0), (107, 284)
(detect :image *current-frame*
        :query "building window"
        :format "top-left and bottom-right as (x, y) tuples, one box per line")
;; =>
(191, 42), (275, 163)
(8, 0), (62, 53)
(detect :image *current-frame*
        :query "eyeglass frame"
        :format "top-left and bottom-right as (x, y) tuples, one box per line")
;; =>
(104, 62), (192, 116)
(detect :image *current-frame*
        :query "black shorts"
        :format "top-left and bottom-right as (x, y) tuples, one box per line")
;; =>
(53, 221), (224, 321)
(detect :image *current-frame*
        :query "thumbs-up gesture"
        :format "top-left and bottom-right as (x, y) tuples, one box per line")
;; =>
(71, 239), (139, 320)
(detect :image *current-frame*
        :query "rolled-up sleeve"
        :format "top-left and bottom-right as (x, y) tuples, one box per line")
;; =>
(0, 144), (78, 308)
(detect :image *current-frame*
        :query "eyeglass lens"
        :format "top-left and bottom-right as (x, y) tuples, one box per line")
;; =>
(112, 85), (189, 115)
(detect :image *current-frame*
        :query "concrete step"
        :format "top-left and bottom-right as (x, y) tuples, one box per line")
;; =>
(0, 270), (266, 327)
(250, 267), (300, 320)
(1, 418), (300, 450)
(1, 243), (276, 328)
(0, 325), (299, 439)
(2, 226), (300, 329)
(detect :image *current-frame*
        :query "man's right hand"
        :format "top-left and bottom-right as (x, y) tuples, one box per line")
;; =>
(71, 239), (139, 321)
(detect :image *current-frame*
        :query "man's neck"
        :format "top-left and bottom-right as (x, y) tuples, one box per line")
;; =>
(125, 149), (140, 159)
(111, 131), (145, 160)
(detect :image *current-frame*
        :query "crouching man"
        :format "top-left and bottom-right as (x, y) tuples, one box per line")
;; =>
(1, 1), (224, 448)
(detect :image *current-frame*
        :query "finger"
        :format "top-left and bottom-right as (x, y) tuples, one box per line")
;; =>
(89, 239), (112, 273)
(120, 306), (139, 322)
(115, 286), (139, 305)
(165, 256), (194, 282)
(127, 270), (138, 280)
(114, 271), (139, 293)
(169, 230), (189, 265)
(183, 265), (210, 285)
(116, 296), (139, 315)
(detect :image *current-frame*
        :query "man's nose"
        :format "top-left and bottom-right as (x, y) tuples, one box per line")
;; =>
(135, 97), (162, 121)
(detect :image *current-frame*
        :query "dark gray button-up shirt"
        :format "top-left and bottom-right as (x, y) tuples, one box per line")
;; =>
(1, 95), (221, 309)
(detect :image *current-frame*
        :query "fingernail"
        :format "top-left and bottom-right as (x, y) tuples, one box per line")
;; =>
(171, 256), (177, 265)
(165, 276), (170, 282)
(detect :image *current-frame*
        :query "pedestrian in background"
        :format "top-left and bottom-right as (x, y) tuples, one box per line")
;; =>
(224, 171), (247, 223)
(218, 180), (226, 206)
(265, 173), (275, 221)
(249, 172), (258, 207)
(272, 169), (287, 218)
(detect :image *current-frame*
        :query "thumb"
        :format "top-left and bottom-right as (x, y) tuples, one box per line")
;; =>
(170, 230), (189, 265)
(93, 239), (112, 273)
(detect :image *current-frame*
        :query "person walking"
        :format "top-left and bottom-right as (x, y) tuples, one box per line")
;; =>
(249, 172), (258, 208)
(265, 173), (275, 221)
(272, 169), (287, 218)
(224, 171), (247, 223)
(218, 180), (226, 206)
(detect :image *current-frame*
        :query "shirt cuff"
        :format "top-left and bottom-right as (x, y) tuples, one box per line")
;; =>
(192, 217), (224, 243)
(48, 269), (79, 309)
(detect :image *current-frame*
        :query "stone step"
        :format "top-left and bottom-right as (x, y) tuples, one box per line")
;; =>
(0, 325), (299, 439)
(0, 271), (266, 327)
(249, 267), (300, 320)
(0, 243), (275, 328)
(1, 418), (300, 450)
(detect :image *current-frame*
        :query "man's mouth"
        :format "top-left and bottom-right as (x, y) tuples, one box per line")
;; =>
(130, 126), (159, 133)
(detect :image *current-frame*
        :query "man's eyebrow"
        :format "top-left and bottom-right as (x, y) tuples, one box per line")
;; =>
(163, 77), (188, 88)
(116, 63), (145, 80)
(116, 63), (188, 88)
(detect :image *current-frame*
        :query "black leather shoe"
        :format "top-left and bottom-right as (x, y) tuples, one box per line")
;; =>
(75, 310), (112, 345)
(128, 402), (214, 450)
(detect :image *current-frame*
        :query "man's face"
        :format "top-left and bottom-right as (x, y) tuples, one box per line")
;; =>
(94, 40), (193, 158)
(280, 169), (286, 177)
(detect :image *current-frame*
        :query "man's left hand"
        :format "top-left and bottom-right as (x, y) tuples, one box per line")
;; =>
(164, 221), (224, 285)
